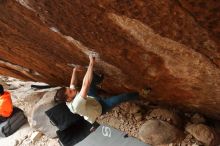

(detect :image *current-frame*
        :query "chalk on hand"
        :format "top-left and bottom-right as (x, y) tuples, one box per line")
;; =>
(89, 52), (99, 58)
(89, 52), (101, 62)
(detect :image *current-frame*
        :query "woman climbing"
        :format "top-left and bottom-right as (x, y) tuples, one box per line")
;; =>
(54, 55), (140, 124)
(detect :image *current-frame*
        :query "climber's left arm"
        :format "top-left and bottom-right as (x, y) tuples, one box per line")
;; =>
(70, 65), (83, 89)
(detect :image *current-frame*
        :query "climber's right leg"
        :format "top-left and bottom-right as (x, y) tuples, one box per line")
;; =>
(88, 73), (103, 101)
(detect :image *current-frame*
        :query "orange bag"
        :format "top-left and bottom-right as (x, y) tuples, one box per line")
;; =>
(0, 91), (13, 117)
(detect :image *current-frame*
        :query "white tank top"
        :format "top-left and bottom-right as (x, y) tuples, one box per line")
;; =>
(66, 93), (102, 124)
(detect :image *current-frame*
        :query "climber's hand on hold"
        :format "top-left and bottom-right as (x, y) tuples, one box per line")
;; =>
(89, 53), (96, 64)
(70, 65), (83, 87)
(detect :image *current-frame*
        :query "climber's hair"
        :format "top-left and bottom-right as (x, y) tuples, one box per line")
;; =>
(54, 87), (67, 103)
(0, 84), (4, 96)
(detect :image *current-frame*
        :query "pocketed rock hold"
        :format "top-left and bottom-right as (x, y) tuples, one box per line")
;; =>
(138, 120), (183, 145)
(149, 108), (182, 127)
(186, 124), (218, 146)
(190, 113), (206, 124)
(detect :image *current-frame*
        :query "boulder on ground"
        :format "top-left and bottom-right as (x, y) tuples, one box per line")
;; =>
(30, 89), (58, 138)
(138, 120), (183, 145)
(186, 124), (218, 146)
(149, 108), (182, 127)
(14, 91), (46, 118)
(190, 113), (206, 124)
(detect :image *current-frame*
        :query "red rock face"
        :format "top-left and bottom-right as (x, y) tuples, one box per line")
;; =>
(0, 0), (219, 119)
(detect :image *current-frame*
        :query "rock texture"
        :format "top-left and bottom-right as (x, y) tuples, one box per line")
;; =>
(138, 120), (183, 145)
(0, 0), (220, 119)
(190, 113), (206, 124)
(30, 90), (58, 138)
(186, 124), (218, 146)
(148, 108), (182, 127)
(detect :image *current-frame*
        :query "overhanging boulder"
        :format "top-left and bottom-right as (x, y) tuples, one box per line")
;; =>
(0, 0), (219, 119)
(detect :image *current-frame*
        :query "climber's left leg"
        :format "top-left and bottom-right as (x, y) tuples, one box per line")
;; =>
(100, 92), (139, 114)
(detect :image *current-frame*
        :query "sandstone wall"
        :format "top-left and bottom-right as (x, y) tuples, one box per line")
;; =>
(0, 0), (219, 119)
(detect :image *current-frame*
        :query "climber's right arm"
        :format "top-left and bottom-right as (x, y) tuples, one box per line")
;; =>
(79, 56), (95, 99)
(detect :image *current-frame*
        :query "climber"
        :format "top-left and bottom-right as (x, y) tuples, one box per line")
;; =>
(0, 84), (13, 123)
(54, 55), (139, 124)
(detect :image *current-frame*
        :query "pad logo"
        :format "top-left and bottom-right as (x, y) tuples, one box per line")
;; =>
(102, 126), (111, 137)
